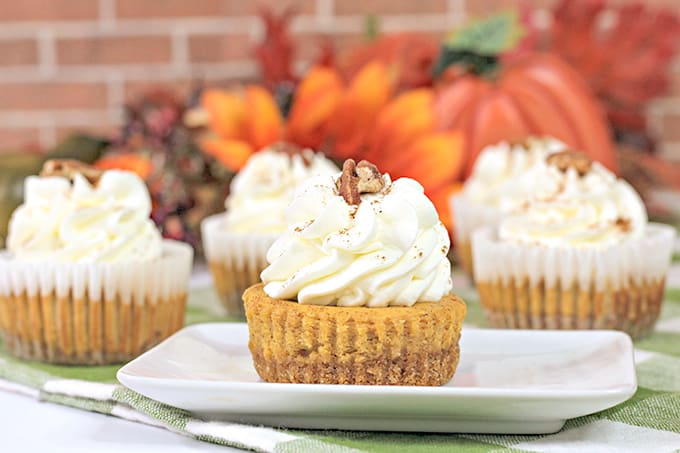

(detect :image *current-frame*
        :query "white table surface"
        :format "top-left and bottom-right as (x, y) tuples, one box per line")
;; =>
(0, 391), (240, 453)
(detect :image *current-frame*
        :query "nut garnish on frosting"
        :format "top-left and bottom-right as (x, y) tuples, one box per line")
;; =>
(8, 161), (162, 263)
(261, 159), (452, 307)
(498, 151), (647, 248)
(461, 136), (567, 211)
(40, 159), (104, 185)
(546, 150), (593, 177)
(335, 159), (385, 205)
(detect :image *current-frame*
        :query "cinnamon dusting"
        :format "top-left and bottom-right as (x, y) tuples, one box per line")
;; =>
(615, 217), (632, 232)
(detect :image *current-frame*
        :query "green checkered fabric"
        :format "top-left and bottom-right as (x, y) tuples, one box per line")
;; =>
(2, 264), (680, 452)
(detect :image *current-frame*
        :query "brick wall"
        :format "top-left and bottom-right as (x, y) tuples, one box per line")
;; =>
(0, 0), (679, 162)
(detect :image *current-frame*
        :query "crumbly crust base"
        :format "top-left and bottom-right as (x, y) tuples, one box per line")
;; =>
(243, 283), (466, 385)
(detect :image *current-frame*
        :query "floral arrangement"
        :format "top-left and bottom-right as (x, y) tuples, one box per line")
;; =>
(89, 2), (680, 248)
(95, 89), (230, 249)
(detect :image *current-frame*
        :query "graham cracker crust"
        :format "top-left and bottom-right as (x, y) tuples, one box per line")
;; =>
(477, 277), (666, 339)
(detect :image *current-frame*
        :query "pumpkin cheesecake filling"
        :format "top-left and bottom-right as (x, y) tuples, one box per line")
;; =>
(244, 159), (466, 385)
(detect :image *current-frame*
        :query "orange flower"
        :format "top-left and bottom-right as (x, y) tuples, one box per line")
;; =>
(285, 65), (343, 149)
(327, 61), (395, 159)
(94, 154), (153, 179)
(198, 86), (284, 171)
(331, 86), (466, 228)
(196, 60), (466, 229)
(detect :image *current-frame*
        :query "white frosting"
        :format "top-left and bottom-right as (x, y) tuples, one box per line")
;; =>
(261, 173), (453, 307)
(463, 137), (567, 211)
(223, 148), (339, 234)
(7, 170), (162, 263)
(498, 159), (648, 248)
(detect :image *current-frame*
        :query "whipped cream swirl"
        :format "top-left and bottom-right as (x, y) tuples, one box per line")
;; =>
(223, 148), (339, 234)
(8, 170), (162, 262)
(498, 156), (647, 248)
(261, 173), (452, 307)
(463, 136), (566, 211)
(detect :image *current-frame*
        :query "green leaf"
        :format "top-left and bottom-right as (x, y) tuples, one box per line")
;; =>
(432, 48), (498, 78)
(445, 11), (524, 55)
(364, 14), (379, 41)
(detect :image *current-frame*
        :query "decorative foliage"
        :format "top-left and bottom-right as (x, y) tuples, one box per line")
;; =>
(529, 0), (680, 139)
(94, 154), (152, 179)
(434, 13), (617, 177)
(194, 59), (465, 229)
(445, 11), (525, 55)
(253, 7), (297, 89)
(199, 86), (284, 171)
(340, 33), (440, 90)
(88, 5), (680, 248)
(97, 89), (229, 249)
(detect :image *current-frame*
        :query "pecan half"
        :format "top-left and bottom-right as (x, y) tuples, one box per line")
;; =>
(546, 150), (592, 177)
(336, 159), (385, 205)
(356, 160), (384, 193)
(39, 159), (103, 185)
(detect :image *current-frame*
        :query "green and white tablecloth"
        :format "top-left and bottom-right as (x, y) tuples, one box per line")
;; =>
(2, 259), (680, 453)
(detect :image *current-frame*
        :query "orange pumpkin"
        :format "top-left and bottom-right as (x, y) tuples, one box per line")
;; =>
(435, 53), (617, 177)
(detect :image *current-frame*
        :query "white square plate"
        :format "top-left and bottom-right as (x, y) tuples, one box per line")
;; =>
(117, 323), (636, 434)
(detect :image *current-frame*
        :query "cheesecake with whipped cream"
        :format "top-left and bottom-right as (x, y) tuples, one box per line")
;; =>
(472, 150), (676, 338)
(0, 159), (193, 364)
(244, 159), (466, 385)
(202, 145), (338, 315)
(451, 136), (567, 278)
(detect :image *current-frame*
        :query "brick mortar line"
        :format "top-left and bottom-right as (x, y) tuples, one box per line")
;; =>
(316, 0), (334, 28)
(37, 30), (56, 77)
(39, 118), (56, 149)
(0, 110), (120, 128)
(0, 61), (258, 83)
(98, 0), (116, 29)
(0, 13), (460, 40)
(658, 143), (680, 162)
(172, 29), (189, 69)
(379, 14), (462, 32)
(290, 14), (453, 33)
(448, 0), (466, 24)
(0, 17), (266, 39)
(106, 74), (124, 113)
(648, 98), (680, 115)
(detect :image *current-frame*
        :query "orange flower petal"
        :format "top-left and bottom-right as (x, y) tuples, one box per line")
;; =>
(331, 60), (395, 159)
(201, 89), (247, 141)
(427, 182), (463, 233)
(365, 89), (434, 162)
(286, 66), (344, 148)
(201, 138), (254, 171)
(384, 132), (465, 192)
(95, 154), (153, 179)
(244, 85), (284, 150)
